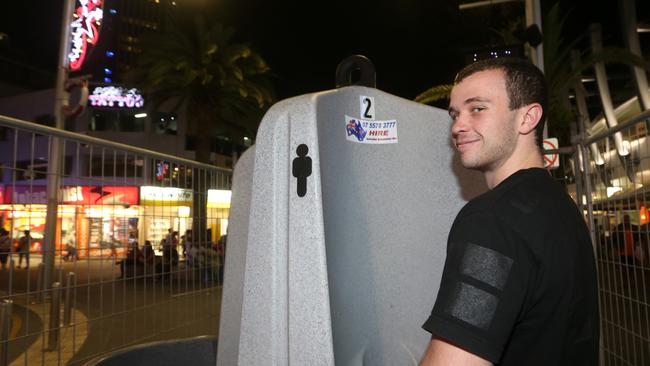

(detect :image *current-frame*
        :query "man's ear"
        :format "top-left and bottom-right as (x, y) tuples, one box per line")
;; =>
(519, 103), (543, 135)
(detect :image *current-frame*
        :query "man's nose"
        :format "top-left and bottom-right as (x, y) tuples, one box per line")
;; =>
(451, 113), (468, 136)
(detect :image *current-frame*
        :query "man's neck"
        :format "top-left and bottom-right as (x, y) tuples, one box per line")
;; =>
(484, 150), (544, 189)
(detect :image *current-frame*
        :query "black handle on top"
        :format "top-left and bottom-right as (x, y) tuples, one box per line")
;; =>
(335, 55), (376, 88)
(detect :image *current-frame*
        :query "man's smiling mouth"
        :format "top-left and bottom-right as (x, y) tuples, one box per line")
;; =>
(455, 138), (479, 151)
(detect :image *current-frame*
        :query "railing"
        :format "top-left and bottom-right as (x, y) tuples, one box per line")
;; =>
(575, 109), (650, 366)
(5, 106), (648, 365)
(0, 114), (231, 365)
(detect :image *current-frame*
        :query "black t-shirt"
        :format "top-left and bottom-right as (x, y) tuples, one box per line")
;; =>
(423, 168), (599, 365)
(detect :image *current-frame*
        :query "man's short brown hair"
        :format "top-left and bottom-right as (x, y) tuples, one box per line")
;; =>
(454, 57), (548, 149)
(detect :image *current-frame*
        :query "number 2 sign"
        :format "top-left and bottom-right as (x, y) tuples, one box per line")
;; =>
(360, 96), (375, 120)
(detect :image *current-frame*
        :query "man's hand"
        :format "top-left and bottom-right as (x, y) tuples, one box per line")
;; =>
(420, 337), (493, 366)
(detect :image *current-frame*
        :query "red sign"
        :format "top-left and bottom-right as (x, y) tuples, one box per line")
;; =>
(62, 186), (139, 205)
(2, 186), (138, 205)
(68, 0), (104, 71)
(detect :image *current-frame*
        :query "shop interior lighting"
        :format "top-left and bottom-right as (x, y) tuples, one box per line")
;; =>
(207, 189), (232, 209)
(178, 206), (190, 218)
(606, 186), (623, 198)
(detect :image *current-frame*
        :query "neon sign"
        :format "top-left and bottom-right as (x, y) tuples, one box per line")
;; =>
(88, 86), (145, 108)
(155, 162), (170, 181)
(3, 185), (139, 205)
(68, 0), (104, 71)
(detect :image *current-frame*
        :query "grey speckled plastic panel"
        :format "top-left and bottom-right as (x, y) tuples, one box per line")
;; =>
(217, 147), (255, 366)
(218, 86), (487, 366)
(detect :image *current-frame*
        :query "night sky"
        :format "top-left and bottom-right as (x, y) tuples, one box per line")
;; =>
(0, 0), (648, 101)
(219, 0), (462, 99)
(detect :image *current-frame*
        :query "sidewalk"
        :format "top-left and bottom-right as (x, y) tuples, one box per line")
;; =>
(9, 303), (88, 366)
(1, 256), (222, 366)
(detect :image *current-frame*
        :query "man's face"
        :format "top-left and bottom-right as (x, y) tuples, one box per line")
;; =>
(448, 69), (521, 173)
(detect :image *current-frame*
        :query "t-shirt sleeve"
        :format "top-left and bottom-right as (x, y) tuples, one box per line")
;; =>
(422, 211), (534, 363)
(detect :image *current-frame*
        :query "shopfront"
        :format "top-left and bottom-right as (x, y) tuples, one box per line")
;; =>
(139, 187), (231, 249)
(0, 185), (231, 258)
(140, 186), (193, 253)
(0, 185), (139, 258)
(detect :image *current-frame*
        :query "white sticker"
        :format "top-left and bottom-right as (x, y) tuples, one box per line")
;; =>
(345, 115), (398, 144)
(360, 96), (375, 120)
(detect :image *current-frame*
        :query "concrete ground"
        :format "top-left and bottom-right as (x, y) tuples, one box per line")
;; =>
(1, 254), (222, 366)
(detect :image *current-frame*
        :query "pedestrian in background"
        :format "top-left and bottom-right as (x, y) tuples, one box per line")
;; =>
(0, 228), (11, 270)
(142, 240), (155, 264)
(181, 229), (192, 259)
(17, 230), (32, 269)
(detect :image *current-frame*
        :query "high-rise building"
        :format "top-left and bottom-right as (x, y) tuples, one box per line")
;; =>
(73, 0), (177, 84)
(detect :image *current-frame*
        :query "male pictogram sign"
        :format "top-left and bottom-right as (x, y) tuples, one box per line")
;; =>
(543, 138), (560, 169)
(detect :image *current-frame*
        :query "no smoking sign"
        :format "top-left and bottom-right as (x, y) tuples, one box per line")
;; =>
(543, 138), (559, 170)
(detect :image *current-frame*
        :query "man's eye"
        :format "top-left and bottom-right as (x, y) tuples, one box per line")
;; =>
(449, 113), (458, 120)
(471, 107), (485, 113)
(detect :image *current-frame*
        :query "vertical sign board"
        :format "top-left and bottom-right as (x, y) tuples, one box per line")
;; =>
(68, 0), (104, 71)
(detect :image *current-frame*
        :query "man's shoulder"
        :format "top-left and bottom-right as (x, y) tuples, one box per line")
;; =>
(467, 168), (558, 211)
(454, 168), (569, 238)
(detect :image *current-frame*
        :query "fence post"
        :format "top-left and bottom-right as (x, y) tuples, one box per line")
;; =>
(35, 263), (45, 303)
(0, 299), (12, 366)
(47, 282), (62, 351)
(63, 272), (75, 326)
(57, 267), (64, 286)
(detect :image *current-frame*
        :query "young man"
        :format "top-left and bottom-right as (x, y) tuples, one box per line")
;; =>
(420, 58), (599, 365)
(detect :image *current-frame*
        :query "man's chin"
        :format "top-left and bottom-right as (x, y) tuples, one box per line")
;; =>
(459, 158), (486, 172)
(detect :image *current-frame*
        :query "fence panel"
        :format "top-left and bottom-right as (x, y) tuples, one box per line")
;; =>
(578, 110), (650, 366)
(0, 115), (231, 365)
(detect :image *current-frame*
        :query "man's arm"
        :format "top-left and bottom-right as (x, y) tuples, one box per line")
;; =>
(420, 337), (493, 366)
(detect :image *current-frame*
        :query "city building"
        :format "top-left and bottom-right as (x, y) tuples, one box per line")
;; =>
(0, 0), (238, 258)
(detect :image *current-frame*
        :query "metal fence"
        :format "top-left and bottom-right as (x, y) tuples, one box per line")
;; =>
(574, 109), (650, 366)
(0, 114), (231, 365)
(4, 107), (650, 365)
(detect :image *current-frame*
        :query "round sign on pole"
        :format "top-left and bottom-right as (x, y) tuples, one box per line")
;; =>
(543, 138), (560, 169)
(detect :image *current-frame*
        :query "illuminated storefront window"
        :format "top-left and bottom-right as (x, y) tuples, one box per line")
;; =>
(207, 189), (231, 241)
(139, 187), (231, 247)
(0, 185), (139, 258)
(0, 185), (232, 258)
(140, 186), (192, 252)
